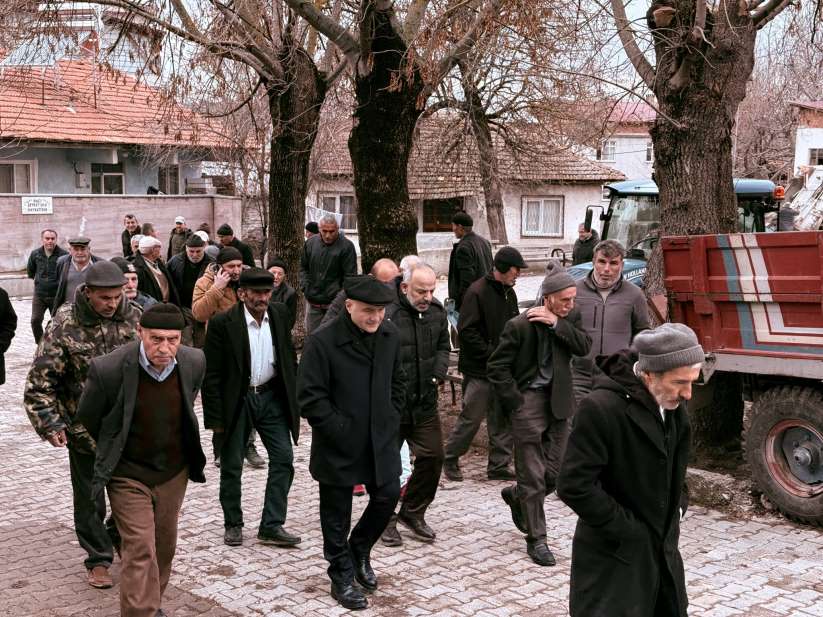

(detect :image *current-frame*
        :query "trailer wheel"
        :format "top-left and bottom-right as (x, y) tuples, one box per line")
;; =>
(747, 386), (823, 527)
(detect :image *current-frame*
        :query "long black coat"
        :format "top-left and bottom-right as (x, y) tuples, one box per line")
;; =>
(0, 287), (17, 385)
(132, 253), (181, 306)
(75, 341), (207, 499)
(202, 302), (300, 444)
(557, 351), (690, 617)
(447, 231), (493, 310)
(487, 309), (590, 417)
(297, 313), (406, 486)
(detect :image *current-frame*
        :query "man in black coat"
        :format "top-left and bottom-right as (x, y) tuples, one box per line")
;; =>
(447, 211), (493, 312)
(202, 268), (301, 549)
(381, 263), (449, 546)
(266, 256), (297, 331)
(121, 214), (141, 257)
(132, 236), (181, 306)
(487, 261), (591, 566)
(0, 286), (17, 386)
(571, 223), (600, 265)
(557, 323), (703, 617)
(443, 247), (525, 482)
(75, 304), (206, 616)
(297, 275), (406, 611)
(216, 223), (255, 268)
(27, 229), (68, 343)
(168, 235), (213, 347)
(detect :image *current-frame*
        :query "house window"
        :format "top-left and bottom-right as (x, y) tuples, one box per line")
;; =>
(646, 140), (654, 163)
(318, 192), (357, 232)
(91, 163), (124, 194)
(0, 162), (35, 193)
(158, 164), (180, 194)
(423, 197), (463, 232)
(596, 139), (617, 162)
(810, 149), (823, 166)
(521, 196), (564, 238)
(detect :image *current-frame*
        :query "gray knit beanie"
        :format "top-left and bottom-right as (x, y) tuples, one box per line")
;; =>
(541, 259), (576, 296)
(634, 323), (705, 373)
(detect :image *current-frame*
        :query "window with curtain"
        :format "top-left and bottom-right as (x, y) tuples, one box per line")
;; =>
(521, 196), (564, 237)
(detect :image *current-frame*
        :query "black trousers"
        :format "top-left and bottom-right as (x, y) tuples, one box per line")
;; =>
(69, 448), (114, 569)
(31, 294), (54, 344)
(219, 389), (294, 532)
(319, 480), (400, 585)
(398, 413), (444, 519)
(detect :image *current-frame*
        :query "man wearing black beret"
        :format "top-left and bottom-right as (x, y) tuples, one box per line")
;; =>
(297, 274), (407, 610)
(202, 268), (302, 549)
(76, 303), (207, 617)
(216, 223), (255, 268)
(447, 211), (493, 315)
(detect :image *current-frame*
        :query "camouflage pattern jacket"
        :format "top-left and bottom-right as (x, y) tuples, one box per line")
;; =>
(24, 286), (141, 445)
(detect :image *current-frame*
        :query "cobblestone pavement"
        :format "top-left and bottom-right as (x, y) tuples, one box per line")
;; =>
(2, 297), (823, 617)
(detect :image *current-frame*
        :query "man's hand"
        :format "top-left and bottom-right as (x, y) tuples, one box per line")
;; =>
(46, 430), (67, 447)
(527, 305), (557, 326)
(213, 268), (231, 290)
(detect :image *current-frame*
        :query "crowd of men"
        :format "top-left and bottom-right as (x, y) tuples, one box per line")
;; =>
(4, 209), (703, 617)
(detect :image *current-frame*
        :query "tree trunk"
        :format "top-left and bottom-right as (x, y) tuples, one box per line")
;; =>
(462, 67), (507, 245)
(349, 7), (421, 272)
(266, 43), (326, 339)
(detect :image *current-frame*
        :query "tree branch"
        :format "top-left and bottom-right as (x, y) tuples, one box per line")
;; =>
(282, 0), (360, 63)
(752, 0), (793, 27)
(403, 0), (431, 43)
(609, 0), (656, 89)
(205, 78), (263, 118)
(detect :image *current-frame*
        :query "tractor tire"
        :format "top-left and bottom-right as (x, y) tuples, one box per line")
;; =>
(746, 386), (823, 527)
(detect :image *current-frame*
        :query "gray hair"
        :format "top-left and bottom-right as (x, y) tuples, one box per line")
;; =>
(399, 254), (421, 275)
(130, 234), (144, 246)
(319, 214), (339, 227)
(593, 239), (625, 260)
(402, 261), (435, 284)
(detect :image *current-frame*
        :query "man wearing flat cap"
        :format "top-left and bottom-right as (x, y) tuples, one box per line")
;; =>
(24, 260), (141, 590)
(168, 234), (214, 347)
(216, 223), (255, 267)
(488, 260), (591, 566)
(297, 274), (407, 610)
(267, 256), (297, 331)
(52, 236), (101, 312)
(447, 211), (493, 315)
(76, 303), (207, 617)
(557, 323), (704, 617)
(443, 246), (525, 483)
(203, 268), (302, 549)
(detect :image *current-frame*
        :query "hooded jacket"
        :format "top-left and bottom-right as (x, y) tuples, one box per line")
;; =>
(557, 350), (690, 617)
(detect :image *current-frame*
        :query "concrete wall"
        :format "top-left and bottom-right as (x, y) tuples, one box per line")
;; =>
(1, 145), (202, 195)
(0, 194), (242, 275)
(793, 127), (823, 176)
(583, 134), (652, 180)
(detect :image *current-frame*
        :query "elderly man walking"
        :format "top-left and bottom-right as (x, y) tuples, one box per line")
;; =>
(203, 268), (302, 548)
(76, 304), (207, 617)
(24, 261), (141, 588)
(133, 236), (180, 306)
(27, 229), (68, 343)
(299, 214), (358, 334)
(487, 261), (591, 566)
(53, 236), (101, 311)
(557, 323), (703, 617)
(298, 275), (406, 610)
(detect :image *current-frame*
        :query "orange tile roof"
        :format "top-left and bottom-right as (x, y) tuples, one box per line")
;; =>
(0, 60), (224, 148)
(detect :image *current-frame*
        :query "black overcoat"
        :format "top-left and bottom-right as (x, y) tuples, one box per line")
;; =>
(201, 302), (300, 444)
(0, 287), (17, 385)
(557, 351), (690, 617)
(297, 313), (406, 486)
(75, 341), (207, 499)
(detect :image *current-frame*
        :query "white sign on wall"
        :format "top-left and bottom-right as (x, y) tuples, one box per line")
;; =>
(21, 196), (53, 215)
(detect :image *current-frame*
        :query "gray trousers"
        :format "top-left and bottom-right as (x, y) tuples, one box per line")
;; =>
(305, 302), (327, 335)
(445, 377), (513, 475)
(511, 389), (569, 543)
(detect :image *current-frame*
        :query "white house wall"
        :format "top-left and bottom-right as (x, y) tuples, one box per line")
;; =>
(793, 127), (823, 175)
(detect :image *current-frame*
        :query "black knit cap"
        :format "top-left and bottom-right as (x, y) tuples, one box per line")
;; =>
(266, 256), (287, 271)
(305, 222), (319, 234)
(216, 223), (233, 236)
(238, 267), (274, 290)
(140, 303), (186, 330)
(217, 246), (243, 265)
(344, 275), (395, 306)
(185, 234), (205, 248)
(452, 211), (473, 227)
(110, 257), (137, 274)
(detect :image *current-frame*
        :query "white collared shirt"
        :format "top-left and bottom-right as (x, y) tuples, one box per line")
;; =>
(245, 305), (276, 386)
(138, 341), (178, 382)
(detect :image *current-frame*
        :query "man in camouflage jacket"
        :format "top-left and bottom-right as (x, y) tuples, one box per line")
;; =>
(24, 261), (141, 589)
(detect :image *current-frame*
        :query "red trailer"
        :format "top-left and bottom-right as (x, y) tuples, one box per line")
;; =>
(663, 231), (823, 526)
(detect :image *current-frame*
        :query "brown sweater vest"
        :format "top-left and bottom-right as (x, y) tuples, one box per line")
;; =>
(113, 365), (186, 486)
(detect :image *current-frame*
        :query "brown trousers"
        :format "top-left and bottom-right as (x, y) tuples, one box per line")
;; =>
(107, 468), (189, 617)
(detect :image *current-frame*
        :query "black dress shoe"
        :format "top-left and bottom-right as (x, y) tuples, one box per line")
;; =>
(381, 515), (403, 547)
(397, 511), (436, 542)
(487, 467), (517, 481)
(527, 541), (557, 567)
(244, 444), (266, 468)
(224, 526), (243, 546)
(331, 582), (368, 610)
(501, 486), (527, 533)
(443, 459), (463, 481)
(351, 554), (377, 592)
(257, 526), (301, 547)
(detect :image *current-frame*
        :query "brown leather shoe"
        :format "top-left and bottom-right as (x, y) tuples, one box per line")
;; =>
(87, 565), (113, 589)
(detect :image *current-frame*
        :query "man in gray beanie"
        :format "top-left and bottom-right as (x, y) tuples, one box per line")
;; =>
(487, 259), (590, 566)
(557, 322), (704, 617)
